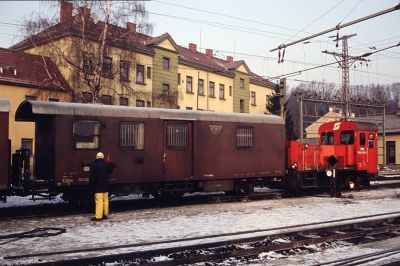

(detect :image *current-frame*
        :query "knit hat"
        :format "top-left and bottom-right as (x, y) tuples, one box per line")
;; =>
(96, 152), (104, 159)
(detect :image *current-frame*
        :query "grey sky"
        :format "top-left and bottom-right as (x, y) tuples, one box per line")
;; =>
(1, 0), (399, 88)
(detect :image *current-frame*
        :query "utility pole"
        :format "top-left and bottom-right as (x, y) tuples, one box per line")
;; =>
(322, 34), (368, 119)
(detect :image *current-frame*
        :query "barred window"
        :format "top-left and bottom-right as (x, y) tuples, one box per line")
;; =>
(73, 120), (100, 149)
(120, 122), (144, 150)
(167, 124), (188, 150)
(236, 127), (253, 149)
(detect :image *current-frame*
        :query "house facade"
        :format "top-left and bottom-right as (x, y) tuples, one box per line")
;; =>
(10, 1), (276, 114)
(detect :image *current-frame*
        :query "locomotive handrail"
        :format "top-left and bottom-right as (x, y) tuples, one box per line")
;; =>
(15, 100), (285, 124)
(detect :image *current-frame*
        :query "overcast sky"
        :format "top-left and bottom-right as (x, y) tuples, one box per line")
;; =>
(1, 0), (399, 89)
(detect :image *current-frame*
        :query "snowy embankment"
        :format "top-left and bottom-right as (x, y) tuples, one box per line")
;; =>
(0, 187), (399, 265)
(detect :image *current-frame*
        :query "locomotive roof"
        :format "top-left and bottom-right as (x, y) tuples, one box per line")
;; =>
(320, 120), (378, 131)
(0, 98), (10, 112)
(16, 100), (285, 125)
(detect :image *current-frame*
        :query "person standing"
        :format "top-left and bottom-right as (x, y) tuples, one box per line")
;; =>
(89, 152), (113, 221)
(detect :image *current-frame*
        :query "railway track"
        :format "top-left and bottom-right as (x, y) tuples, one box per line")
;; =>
(3, 212), (400, 265)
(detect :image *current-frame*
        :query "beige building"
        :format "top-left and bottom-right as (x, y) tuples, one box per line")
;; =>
(305, 110), (342, 139)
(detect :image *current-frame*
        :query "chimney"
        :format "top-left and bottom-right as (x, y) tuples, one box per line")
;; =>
(188, 43), (197, 51)
(60, 0), (73, 24)
(226, 56), (233, 63)
(206, 49), (213, 57)
(126, 22), (137, 33)
(79, 6), (91, 20)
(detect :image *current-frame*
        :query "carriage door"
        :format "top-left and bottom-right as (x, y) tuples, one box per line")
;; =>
(163, 121), (193, 179)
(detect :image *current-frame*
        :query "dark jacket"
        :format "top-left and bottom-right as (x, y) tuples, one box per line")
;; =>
(89, 159), (113, 193)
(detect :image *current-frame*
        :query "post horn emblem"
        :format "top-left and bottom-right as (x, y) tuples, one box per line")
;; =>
(209, 125), (222, 135)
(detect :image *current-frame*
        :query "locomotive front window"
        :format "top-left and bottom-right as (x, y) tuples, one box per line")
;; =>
(340, 130), (354, 145)
(73, 120), (100, 149)
(167, 124), (188, 150)
(120, 122), (144, 150)
(236, 126), (253, 149)
(321, 132), (334, 145)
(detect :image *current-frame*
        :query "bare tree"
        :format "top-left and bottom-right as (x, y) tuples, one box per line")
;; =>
(15, 0), (154, 104)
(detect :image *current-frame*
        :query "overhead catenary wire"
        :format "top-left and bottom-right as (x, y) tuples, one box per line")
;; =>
(270, 3), (400, 52)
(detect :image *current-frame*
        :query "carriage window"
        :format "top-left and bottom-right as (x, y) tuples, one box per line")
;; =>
(120, 122), (144, 150)
(236, 127), (253, 149)
(321, 132), (334, 145)
(73, 120), (100, 149)
(167, 124), (188, 150)
(368, 133), (375, 148)
(340, 130), (354, 145)
(360, 133), (366, 146)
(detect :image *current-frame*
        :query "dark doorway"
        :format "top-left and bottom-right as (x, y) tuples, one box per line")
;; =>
(386, 141), (396, 164)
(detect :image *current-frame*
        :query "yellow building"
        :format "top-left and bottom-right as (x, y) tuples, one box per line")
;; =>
(305, 110), (342, 139)
(0, 48), (70, 158)
(10, 1), (276, 114)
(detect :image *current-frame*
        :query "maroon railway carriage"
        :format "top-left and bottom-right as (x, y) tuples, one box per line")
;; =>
(14, 100), (285, 203)
(0, 99), (10, 199)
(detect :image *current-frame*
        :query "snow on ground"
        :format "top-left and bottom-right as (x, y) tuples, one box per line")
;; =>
(1, 187), (400, 265)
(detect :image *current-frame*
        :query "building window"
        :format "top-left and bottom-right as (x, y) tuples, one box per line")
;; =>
(251, 91), (256, 105)
(178, 73), (181, 85)
(162, 83), (170, 95)
(83, 53), (94, 74)
(236, 127), (253, 149)
(209, 81), (215, 97)
(82, 92), (93, 102)
(198, 79), (204, 95)
(167, 124), (188, 150)
(163, 57), (170, 70)
(136, 100), (145, 107)
(120, 122), (144, 150)
(102, 57), (112, 78)
(147, 101), (151, 107)
(229, 86), (232, 96)
(120, 61), (130, 81)
(219, 84), (225, 99)
(120, 97), (129, 106)
(73, 120), (100, 149)
(101, 95), (112, 105)
(21, 139), (33, 156)
(136, 64), (144, 84)
(147, 66), (151, 79)
(25, 95), (37, 101)
(186, 76), (193, 93)
(240, 78), (244, 89)
(240, 99), (245, 113)
(48, 98), (59, 102)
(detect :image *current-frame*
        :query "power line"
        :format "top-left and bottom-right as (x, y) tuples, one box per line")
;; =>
(270, 3), (400, 52)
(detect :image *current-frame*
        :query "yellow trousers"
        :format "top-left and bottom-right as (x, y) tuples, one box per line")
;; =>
(95, 192), (109, 219)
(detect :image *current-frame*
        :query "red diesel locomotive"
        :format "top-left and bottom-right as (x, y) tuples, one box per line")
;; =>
(287, 120), (378, 191)
(0, 99), (378, 203)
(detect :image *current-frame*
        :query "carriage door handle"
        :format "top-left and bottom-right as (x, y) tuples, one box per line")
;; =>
(162, 153), (166, 163)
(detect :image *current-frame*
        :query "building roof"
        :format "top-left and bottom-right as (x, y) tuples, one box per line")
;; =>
(0, 48), (70, 92)
(356, 113), (400, 134)
(10, 3), (275, 90)
(10, 14), (155, 56)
